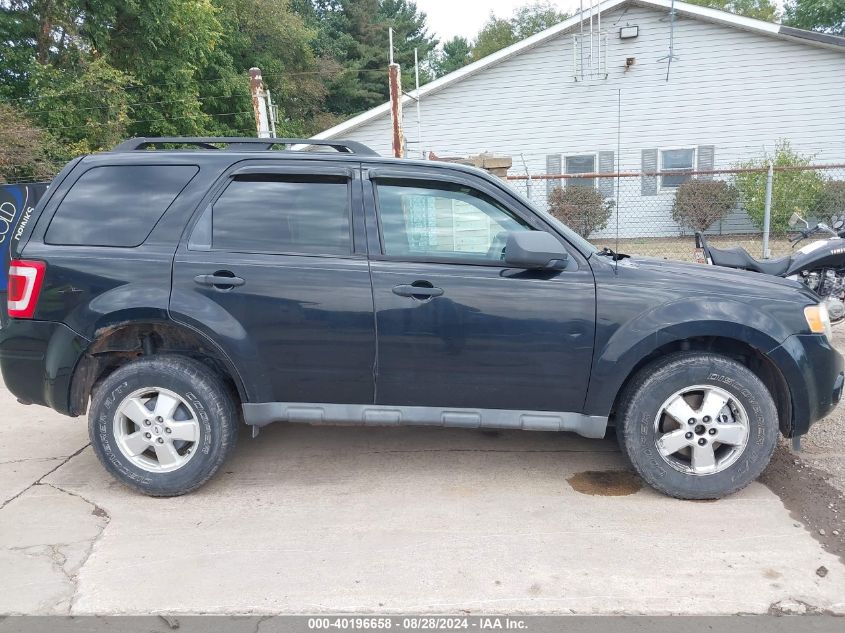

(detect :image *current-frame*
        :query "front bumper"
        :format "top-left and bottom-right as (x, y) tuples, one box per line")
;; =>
(0, 319), (90, 416)
(768, 333), (844, 436)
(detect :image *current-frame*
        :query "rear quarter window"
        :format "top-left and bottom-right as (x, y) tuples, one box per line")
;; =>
(45, 165), (199, 247)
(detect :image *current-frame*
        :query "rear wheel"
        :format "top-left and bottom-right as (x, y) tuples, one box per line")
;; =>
(617, 352), (778, 499)
(89, 355), (238, 497)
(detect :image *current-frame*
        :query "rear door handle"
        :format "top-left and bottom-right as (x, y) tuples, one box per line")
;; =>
(194, 273), (245, 288)
(392, 284), (444, 299)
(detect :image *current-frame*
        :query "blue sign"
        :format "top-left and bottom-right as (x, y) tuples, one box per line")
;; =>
(0, 183), (50, 291)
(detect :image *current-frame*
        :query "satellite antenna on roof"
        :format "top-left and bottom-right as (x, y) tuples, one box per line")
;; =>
(657, 0), (679, 81)
(574, 1), (607, 81)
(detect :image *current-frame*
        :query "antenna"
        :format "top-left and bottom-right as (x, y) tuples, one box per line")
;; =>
(657, 0), (679, 81)
(415, 47), (423, 159)
(615, 88), (622, 272)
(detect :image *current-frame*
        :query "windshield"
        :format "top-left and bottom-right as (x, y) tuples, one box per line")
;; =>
(506, 184), (600, 255)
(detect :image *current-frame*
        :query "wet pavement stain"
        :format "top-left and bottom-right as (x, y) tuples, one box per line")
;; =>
(567, 470), (642, 496)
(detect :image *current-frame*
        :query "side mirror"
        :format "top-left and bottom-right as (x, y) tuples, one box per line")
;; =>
(789, 211), (809, 229)
(504, 231), (569, 270)
(834, 218), (844, 230)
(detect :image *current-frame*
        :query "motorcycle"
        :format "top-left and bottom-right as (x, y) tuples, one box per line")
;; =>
(695, 212), (845, 323)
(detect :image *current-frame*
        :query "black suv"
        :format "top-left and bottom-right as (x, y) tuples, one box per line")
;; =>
(1, 137), (842, 499)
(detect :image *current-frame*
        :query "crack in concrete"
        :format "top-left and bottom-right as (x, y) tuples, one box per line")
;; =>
(0, 443), (91, 512)
(0, 442), (110, 615)
(41, 481), (112, 614)
(0, 456), (65, 466)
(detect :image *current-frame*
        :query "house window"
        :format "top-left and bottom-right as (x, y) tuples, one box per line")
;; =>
(566, 154), (596, 189)
(660, 148), (696, 188)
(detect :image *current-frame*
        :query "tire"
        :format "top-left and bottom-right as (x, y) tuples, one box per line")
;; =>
(88, 355), (238, 497)
(617, 352), (778, 500)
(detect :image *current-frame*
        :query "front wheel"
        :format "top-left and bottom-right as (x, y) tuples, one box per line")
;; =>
(617, 352), (778, 499)
(89, 355), (238, 497)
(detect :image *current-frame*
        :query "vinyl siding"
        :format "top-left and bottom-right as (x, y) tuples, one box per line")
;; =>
(334, 4), (845, 238)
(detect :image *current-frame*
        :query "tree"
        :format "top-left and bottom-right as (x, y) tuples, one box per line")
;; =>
(297, 0), (437, 116)
(203, 0), (328, 137)
(685, 0), (780, 21)
(733, 140), (825, 235)
(472, 2), (568, 61)
(0, 102), (57, 183)
(27, 57), (136, 158)
(431, 36), (472, 78)
(472, 15), (517, 61)
(512, 1), (569, 39)
(784, 0), (845, 36)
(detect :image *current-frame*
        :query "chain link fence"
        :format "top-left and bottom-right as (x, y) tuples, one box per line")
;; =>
(3, 155), (845, 265)
(507, 164), (845, 261)
(506, 164), (845, 262)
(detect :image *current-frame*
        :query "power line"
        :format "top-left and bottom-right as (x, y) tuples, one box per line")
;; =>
(1, 67), (396, 106)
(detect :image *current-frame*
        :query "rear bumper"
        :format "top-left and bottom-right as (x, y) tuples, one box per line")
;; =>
(768, 333), (844, 436)
(0, 319), (90, 416)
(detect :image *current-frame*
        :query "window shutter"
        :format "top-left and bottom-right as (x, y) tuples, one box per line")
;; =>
(546, 154), (562, 197)
(641, 149), (658, 196)
(697, 145), (715, 179)
(598, 151), (615, 198)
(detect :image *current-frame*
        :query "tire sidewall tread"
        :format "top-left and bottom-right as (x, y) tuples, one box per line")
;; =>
(617, 352), (778, 500)
(88, 355), (238, 497)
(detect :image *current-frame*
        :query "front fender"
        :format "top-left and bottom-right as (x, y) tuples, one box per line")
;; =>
(584, 297), (793, 417)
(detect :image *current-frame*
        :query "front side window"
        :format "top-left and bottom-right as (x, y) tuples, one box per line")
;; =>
(565, 154), (596, 189)
(376, 180), (533, 262)
(46, 165), (198, 247)
(212, 175), (351, 255)
(661, 148), (696, 188)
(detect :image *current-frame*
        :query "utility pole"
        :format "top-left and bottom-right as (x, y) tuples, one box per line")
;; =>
(388, 29), (404, 158)
(249, 67), (272, 138)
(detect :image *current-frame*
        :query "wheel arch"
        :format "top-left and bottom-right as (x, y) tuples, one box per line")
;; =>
(69, 319), (248, 416)
(600, 335), (792, 436)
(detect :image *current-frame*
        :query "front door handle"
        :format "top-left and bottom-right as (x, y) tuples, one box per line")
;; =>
(392, 283), (444, 299)
(194, 273), (245, 289)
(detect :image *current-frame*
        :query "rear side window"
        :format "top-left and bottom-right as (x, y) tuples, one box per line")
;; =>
(45, 165), (198, 247)
(212, 175), (351, 255)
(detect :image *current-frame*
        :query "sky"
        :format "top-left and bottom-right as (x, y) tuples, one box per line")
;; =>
(416, 0), (583, 42)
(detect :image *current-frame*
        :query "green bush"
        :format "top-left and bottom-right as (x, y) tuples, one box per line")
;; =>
(816, 180), (845, 221)
(671, 179), (739, 232)
(733, 140), (824, 236)
(547, 185), (614, 238)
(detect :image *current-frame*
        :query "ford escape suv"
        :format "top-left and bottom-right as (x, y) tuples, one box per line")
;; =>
(1, 137), (842, 499)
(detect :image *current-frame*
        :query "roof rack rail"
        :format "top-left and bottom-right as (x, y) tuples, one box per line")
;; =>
(111, 137), (379, 156)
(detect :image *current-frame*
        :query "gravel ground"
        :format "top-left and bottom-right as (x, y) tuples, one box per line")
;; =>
(794, 326), (845, 495)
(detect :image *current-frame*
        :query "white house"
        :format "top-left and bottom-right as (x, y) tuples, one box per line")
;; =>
(314, 0), (845, 238)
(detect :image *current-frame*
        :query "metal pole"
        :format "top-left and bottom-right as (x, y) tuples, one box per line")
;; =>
(389, 28), (394, 65)
(415, 48), (423, 159)
(589, 0), (594, 78)
(579, 0), (584, 80)
(520, 153), (531, 201)
(763, 161), (773, 259)
(597, 0), (602, 76)
(265, 88), (277, 138)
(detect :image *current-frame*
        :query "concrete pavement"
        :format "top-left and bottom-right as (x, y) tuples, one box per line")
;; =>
(1, 382), (844, 615)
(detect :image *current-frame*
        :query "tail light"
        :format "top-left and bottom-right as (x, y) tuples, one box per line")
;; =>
(7, 260), (46, 319)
